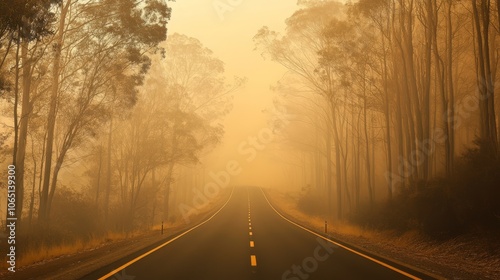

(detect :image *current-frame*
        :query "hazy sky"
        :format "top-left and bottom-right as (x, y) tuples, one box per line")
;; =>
(168, 1), (300, 187)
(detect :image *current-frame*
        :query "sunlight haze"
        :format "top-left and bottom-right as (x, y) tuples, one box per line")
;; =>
(168, 0), (298, 187)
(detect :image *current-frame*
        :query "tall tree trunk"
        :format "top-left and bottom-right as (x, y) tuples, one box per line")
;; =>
(396, 15), (419, 184)
(342, 110), (351, 213)
(381, 33), (393, 200)
(446, 0), (456, 173)
(355, 111), (361, 209)
(421, 0), (433, 182)
(371, 116), (376, 200)
(163, 116), (181, 222)
(95, 146), (103, 207)
(314, 121), (323, 196)
(5, 31), (19, 228)
(105, 116), (113, 223)
(12, 36), (20, 167)
(472, 0), (498, 154)
(37, 131), (47, 214)
(395, 63), (407, 189)
(472, 0), (489, 141)
(480, 0), (498, 153)
(325, 121), (333, 221)
(47, 138), (74, 216)
(151, 168), (156, 227)
(39, 0), (70, 222)
(330, 103), (343, 220)
(162, 162), (175, 222)
(363, 83), (373, 207)
(392, 2), (407, 190)
(14, 40), (33, 222)
(28, 135), (37, 228)
(431, 1), (452, 177)
(497, 0), (500, 29)
(10, 35), (20, 223)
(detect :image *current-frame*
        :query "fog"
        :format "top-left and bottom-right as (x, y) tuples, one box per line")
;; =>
(1, 0), (500, 278)
(167, 0), (299, 188)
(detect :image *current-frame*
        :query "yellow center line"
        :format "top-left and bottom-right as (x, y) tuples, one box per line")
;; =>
(249, 232), (253, 236)
(250, 241), (255, 247)
(250, 255), (257, 266)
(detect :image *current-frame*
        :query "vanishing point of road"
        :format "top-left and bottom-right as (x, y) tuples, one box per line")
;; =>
(82, 187), (438, 280)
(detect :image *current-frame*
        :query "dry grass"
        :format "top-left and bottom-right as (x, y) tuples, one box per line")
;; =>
(13, 190), (231, 270)
(19, 239), (91, 267)
(265, 188), (376, 238)
(17, 230), (136, 267)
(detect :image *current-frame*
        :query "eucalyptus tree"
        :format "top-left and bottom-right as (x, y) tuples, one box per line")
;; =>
(471, 0), (499, 155)
(150, 33), (241, 221)
(38, 0), (172, 222)
(0, 0), (58, 222)
(254, 1), (348, 219)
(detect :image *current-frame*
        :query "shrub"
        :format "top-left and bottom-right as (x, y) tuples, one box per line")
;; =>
(297, 186), (328, 217)
(350, 140), (500, 239)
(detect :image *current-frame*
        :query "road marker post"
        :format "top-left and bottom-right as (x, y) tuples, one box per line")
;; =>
(98, 188), (235, 280)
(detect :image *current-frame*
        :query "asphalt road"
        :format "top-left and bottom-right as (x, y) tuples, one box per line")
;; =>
(83, 186), (436, 280)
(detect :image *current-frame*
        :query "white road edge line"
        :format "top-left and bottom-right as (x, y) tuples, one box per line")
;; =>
(97, 187), (235, 280)
(259, 188), (423, 280)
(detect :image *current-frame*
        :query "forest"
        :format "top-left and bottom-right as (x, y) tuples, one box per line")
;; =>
(0, 0), (243, 266)
(0, 0), (499, 277)
(255, 0), (500, 239)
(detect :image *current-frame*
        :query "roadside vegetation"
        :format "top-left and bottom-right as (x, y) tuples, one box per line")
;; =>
(1, 0), (237, 268)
